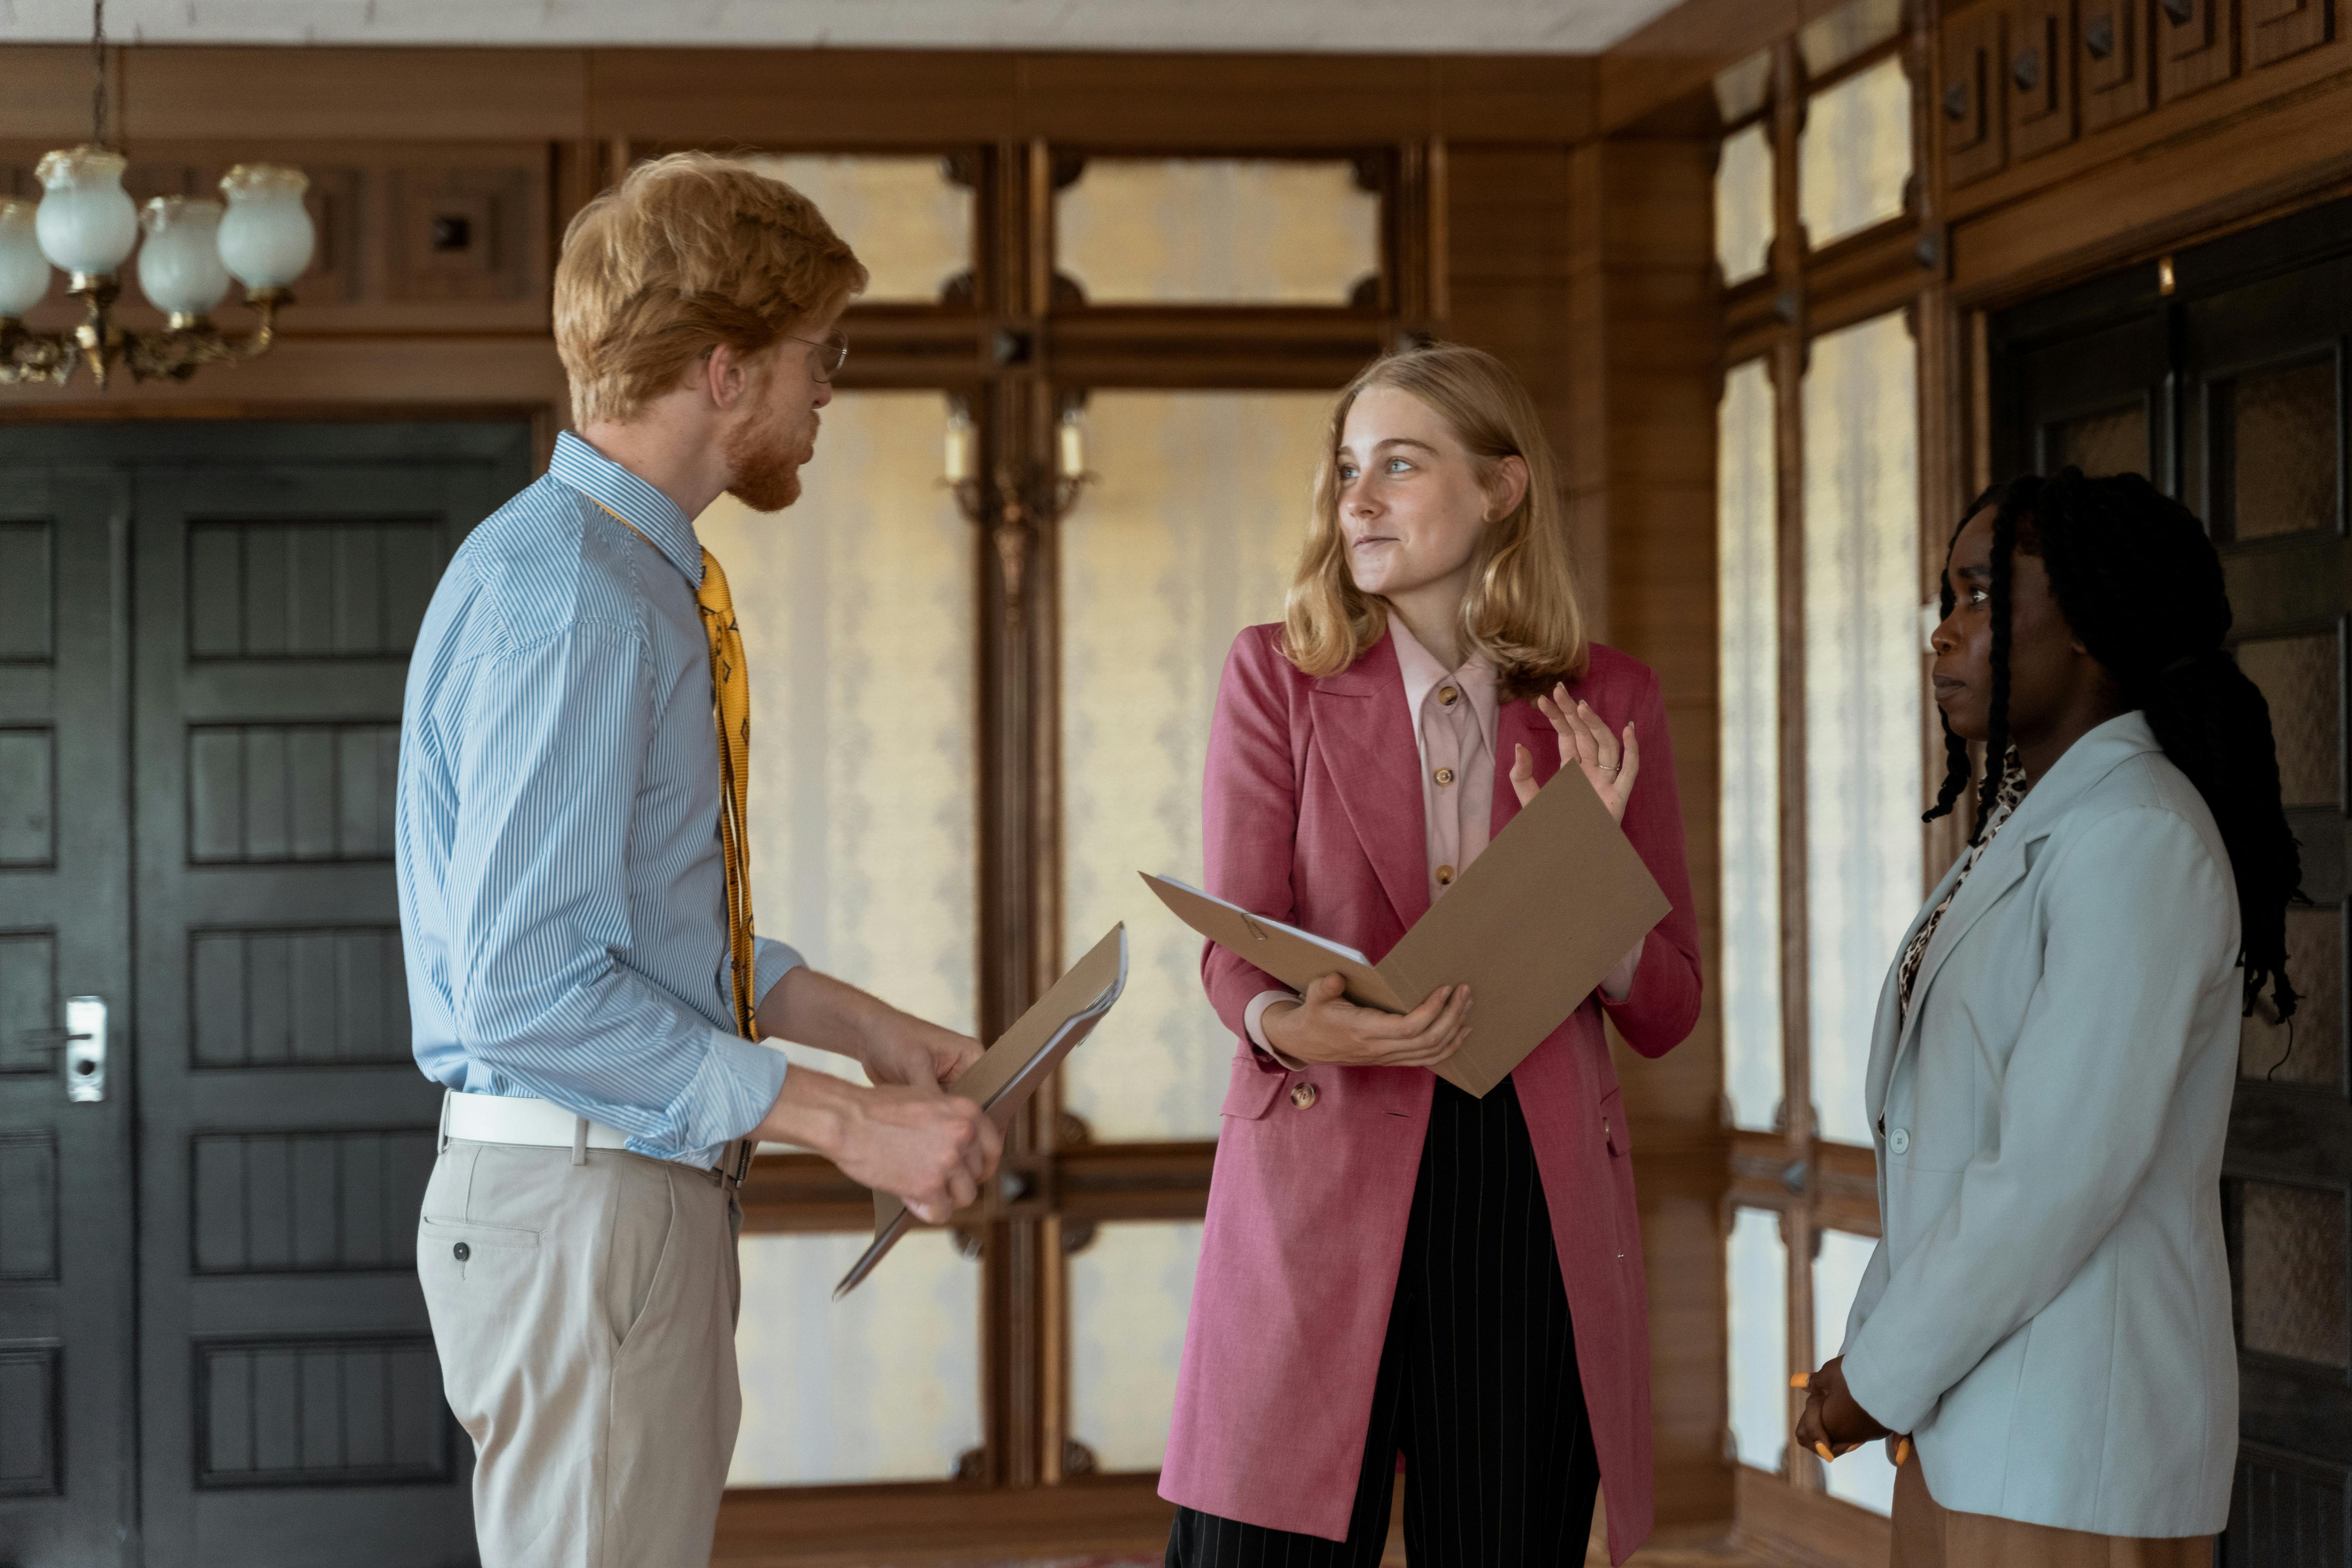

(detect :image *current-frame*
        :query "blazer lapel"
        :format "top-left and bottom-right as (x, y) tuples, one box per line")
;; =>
(1308, 633), (1431, 932)
(1886, 711), (2167, 1076)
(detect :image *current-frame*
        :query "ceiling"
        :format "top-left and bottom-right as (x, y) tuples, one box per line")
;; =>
(0, 0), (1687, 54)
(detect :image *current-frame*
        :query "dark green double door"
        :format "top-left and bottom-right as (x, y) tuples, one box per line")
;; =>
(0, 421), (528, 1567)
(1994, 200), (2352, 1566)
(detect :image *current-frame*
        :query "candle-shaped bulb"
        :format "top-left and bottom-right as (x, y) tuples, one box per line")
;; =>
(943, 409), (975, 485)
(1057, 413), (1086, 481)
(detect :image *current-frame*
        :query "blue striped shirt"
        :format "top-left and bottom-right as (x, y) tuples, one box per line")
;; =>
(396, 432), (798, 1166)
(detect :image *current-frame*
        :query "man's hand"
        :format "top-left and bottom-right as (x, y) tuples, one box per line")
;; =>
(858, 1010), (983, 1089)
(1792, 1356), (1893, 1462)
(757, 967), (981, 1088)
(1262, 974), (1472, 1068)
(755, 1068), (1000, 1225)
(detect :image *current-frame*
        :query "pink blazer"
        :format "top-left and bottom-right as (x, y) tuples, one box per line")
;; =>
(1157, 624), (1702, 1566)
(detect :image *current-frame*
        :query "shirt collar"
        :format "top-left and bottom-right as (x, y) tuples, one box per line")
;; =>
(1385, 613), (1498, 738)
(548, 430), (705, 588)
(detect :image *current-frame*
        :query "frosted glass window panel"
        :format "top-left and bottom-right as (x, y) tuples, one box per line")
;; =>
(1799, 0), (1907, 78)
(1814, 1229), (1899, 1514)
(730, 1229), (982, 1485)
(1714, 49), (1774, 125)
(1726, 1207), (1791, 1472)
(1716, 123), (1776, 289)
(739, 155), (973, 305)
(697, 392), (978, 1106)
(1057, 159), (1380, 305)
(1719, 361), (1784, 1133)
(1803, 312), (1922, 1148)
(1069, 1221), (1203, 1472)
(1799, 55), (1913, 250)
(1059, 392), (1324, 1141)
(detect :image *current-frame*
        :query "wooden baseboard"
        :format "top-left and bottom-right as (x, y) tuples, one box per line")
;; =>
(1731, 1466), (1891, 1568)
(714, 1474), (1176, 1567)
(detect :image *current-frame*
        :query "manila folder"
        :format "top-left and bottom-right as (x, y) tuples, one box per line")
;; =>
(1143, 770), (1668, 1098)
(838, 924), (1128, 1298)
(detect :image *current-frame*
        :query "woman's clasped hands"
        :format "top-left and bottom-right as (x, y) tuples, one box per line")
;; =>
(1792, 1356), (1909, 1468)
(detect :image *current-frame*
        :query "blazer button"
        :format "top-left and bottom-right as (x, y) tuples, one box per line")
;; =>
(452, 1241), (471, 1262)
(1887, 1128), (1911, 1155)
(1290, 1082), (1318, 1110)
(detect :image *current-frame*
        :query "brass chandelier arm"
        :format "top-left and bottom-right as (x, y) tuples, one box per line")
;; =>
(0, 281), (291, 388)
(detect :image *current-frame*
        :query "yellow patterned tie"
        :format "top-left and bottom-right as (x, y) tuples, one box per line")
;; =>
(695, 547), (758, 1042)
(588, 500), (757, 1041)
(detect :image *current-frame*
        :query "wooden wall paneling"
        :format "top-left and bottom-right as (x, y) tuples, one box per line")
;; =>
(588, 50), (1023, 147)
(2246, 0), (2337, 65)
(2080, 0), (2156, 131)
(1942, 6), (2011, 185)
(1947, 66), (2352, 298)
(1597, 0), (1807, 133)
(2006, 0), (2082, 162)
(2158, 0), (2242, 101)
(1561, 127), (1732, 1527)
(714, 1473), (1176, 1566)
(121, 49), (588, 142)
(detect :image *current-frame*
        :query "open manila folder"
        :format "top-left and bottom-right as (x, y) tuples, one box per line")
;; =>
(1143, 768), (1668, 1099)
(835, 924), (1128, 1298)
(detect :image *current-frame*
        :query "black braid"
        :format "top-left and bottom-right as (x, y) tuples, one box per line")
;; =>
(2001, 467), (2303, 1019)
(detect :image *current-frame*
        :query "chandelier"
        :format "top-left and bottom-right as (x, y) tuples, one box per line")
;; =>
(0, 2), (316, 389)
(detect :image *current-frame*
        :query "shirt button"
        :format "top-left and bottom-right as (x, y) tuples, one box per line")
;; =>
(1438, 685), (1460, 708)
(453, 1242), (471, 1262)
(1435, 864), (1455, 887)
(1434, 766), (1455, 787)
(1888, 1128), (1911, 1155)
(1290, 1082), (1318, 1110)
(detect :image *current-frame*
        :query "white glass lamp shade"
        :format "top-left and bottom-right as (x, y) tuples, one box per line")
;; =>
(0, 201), (51, 318)
(217, 165), (315, 291)
(33, 146), (138, 279)
(138, 197), (232, 317)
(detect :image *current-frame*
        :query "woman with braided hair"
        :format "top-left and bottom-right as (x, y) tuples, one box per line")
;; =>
(1791, 468), (2300, 1568)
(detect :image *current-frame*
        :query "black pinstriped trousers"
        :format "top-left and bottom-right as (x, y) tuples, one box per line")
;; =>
(1165, 1076), (1603, 1568)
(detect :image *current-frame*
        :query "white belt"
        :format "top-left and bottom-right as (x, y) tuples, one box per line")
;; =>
(440, 1090), (750, 1183)
(444, 1089), (633, 1150)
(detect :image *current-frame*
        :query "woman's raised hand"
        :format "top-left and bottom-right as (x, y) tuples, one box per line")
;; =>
(1261, 973), (1472, 1069)
(1511, 682), (1639, 822)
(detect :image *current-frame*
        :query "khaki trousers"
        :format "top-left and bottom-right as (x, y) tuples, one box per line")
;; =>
(417, 1137), (743, 1568)
(1891, 1449), (2213, 1568)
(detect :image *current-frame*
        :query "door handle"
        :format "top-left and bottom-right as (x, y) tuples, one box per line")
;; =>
(63, 995), (106, 1103)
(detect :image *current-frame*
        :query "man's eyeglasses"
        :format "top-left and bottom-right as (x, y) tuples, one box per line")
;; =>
(787, 329), (850, 383)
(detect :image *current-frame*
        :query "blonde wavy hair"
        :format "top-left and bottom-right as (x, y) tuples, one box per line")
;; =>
(554, 152), (869, 427)
(1283, 343), (1589, 697)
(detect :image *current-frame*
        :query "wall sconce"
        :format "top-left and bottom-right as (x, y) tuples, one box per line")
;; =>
(944, 395), (1093, 630)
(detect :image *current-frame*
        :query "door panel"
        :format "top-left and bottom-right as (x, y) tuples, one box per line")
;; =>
(0, 421), (526, 1566)
(130, 434), (524, 1567)
(1993, 198), (2352, 1566)
(0, 467), (137, 1565)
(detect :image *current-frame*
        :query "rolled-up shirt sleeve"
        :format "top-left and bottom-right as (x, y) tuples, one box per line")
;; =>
(443, 623), (787, 1162)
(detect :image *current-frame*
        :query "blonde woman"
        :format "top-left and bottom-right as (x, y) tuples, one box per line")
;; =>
(1157, 344), (1702, 1566)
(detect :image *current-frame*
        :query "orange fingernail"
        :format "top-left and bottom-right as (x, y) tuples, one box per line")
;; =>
(1789, 1373), (1810, 1389)
(1815, 1442), (1836, 1463)
(1896, 1437), (1912, 1465)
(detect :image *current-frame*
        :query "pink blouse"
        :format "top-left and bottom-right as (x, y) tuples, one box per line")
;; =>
(1242, 616), (1501, 1058)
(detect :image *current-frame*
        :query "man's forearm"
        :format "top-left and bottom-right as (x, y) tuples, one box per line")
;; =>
(755, 965), (894, 1062)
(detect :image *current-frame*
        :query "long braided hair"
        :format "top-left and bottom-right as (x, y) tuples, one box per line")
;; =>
(1922, 468), (2304, 1020)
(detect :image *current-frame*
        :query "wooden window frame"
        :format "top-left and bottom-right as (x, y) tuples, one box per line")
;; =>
(686, 133), (1442, 1519)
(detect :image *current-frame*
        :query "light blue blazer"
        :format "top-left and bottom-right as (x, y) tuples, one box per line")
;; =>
(1840, 711), (2240, 1537)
